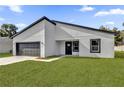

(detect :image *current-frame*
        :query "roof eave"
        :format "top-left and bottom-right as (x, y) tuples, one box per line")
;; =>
(52, 20), (114, 35)
(11, 16), (56, 39)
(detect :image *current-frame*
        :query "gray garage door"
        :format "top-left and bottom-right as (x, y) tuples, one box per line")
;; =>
(16, 42), (40, 56)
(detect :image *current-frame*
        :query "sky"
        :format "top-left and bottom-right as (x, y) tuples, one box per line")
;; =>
(0, 5), (124, 31)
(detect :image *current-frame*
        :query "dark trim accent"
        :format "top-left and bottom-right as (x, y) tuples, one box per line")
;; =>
(73, 41), (79, 52)
(11, 16), (56, 39)
(52, 20), (114, 35)
(90, 39), (101, 53)
(16, 41), (40, 44)
(16, 43), (19, 55)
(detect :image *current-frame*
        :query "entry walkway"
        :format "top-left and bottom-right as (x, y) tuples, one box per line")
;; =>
(33, 56), (64, 62)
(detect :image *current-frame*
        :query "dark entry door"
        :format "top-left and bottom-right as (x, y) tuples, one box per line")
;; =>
(65, 41), (72, 55)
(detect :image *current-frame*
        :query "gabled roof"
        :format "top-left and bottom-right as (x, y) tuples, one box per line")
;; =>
(11, 16), (114, 38)
(11, 16), (56, 38)
(52, 20), (114, 35)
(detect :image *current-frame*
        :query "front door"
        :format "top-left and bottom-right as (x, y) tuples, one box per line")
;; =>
(65, 41), (72, 55)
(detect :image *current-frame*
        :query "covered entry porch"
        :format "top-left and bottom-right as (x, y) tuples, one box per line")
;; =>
(56, 40), (79, 56)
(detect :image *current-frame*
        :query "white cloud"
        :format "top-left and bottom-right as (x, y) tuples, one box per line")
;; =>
(69, 19), (75, 23)
(105, 21), (115, 25)
(95, 8), (124, 16)
(0, 17), (5, 21)
(16, 23), (27, 31)
(79, 5), (94, 12)
(8, 5), (23, 13)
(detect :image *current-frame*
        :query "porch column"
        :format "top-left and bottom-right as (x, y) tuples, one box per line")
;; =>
(13, 42), (16, 56)
(40, 42), (45, 58)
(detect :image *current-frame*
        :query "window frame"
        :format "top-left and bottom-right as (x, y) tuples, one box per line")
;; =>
(73, 41), (79, 52)
(90, 39), (101, 53)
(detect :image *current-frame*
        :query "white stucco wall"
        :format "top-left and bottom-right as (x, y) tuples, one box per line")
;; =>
(0, 37), (13, 53)
(58, 41), (65, 55)
(13, 20), (45, 57)
(44, 20), (58, 57)
(55, 22), (114, 58)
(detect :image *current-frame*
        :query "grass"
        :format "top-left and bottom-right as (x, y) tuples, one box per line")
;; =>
(115, 51), (124, 58)
(0, 53), (12, 58)
(0, 51), (124, 86)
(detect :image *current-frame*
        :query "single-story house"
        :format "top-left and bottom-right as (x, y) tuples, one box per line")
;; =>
(9, 16), (114, 58)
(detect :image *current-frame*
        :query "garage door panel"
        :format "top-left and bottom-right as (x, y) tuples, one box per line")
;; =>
(16, 42), (40, 56)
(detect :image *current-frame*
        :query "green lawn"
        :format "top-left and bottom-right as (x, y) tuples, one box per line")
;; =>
(0, 53), (12, 58)
(0, 52), (124, 86)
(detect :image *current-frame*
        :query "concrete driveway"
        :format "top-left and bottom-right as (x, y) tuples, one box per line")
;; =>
(0, 56), (37, 65)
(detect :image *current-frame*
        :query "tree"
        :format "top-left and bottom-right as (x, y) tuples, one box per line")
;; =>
(0, 29), (8, 37)
(0, 24), (18, 37)
(122, 22), (124, 27)
(99, 25), (110, 31)
(99, 26), (123, 46)
(113, 28), (123, 46)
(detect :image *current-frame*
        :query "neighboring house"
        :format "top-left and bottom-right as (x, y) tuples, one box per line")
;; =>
(11, 16), (114, 58)
(0, 37), (12, 53)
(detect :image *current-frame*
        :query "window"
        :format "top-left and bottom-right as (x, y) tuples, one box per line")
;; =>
(90, 39), (101, 53)
(73, 41), (79, 52)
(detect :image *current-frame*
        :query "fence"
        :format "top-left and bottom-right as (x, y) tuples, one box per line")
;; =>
(115, 45), (124, 51)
